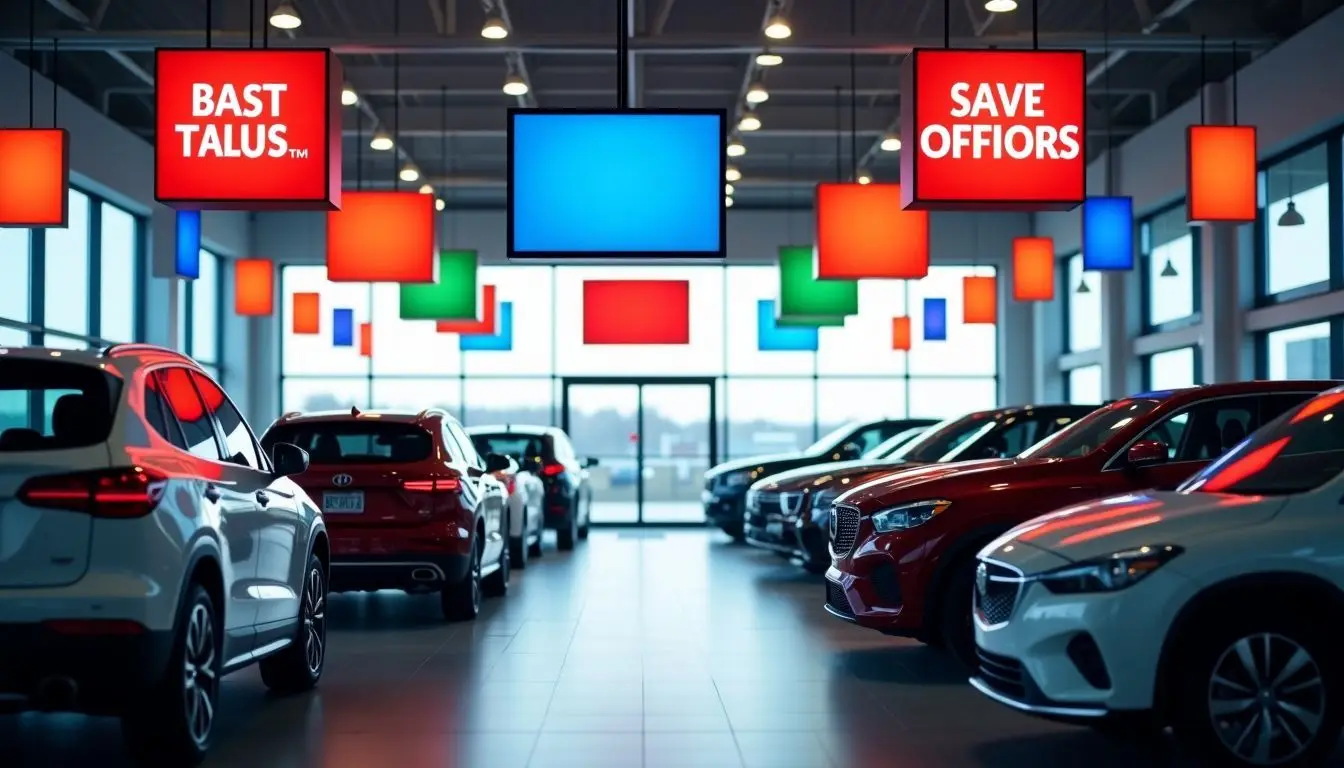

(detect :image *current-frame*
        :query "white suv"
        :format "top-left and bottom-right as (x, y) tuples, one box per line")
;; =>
(970, 385), (1344, 767)
(0, 344), (328, 765)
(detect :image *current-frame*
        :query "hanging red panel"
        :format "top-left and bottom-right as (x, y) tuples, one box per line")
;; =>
(1012, 237), (1056, 301)
(359, 323), (373, 357)
(1187, 125), (1257, 223)
(891, 317), (912, 351)
(962, 275), (997, 324)
(326, 192), (435, 282)
(234, 259), (275, 316)
(815, 183), (929, 279)
(582, 280), (690, 344)
(435, 285), (499, 334)
(0, 128), (69, 227)
(292, 292), (321, 334)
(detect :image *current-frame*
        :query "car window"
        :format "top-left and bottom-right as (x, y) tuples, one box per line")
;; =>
(190, 372), (263, 470)
(551, 433), (573, 463)
(1022, 399), (1164, 459)
(264, 421), (433, 463)
(0, 357), (121, 452)
(448, 420), (485, 469)
(155, 367), (222, 461)
(1134, 397), (1257, 463)
(144, 373), (190, 451)
(441, 424), (466, 464)
(848, 426), (889, 456)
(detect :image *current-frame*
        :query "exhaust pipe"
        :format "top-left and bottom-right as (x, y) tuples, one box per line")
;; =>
(35, 677), (78, 710)
(410, 568), (439, 582)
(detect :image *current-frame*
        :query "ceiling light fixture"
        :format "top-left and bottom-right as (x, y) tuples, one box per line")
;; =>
(341, 86), (358, 106)
(399, 164), (421, 183)
(1076, 277), (1091, 294)
(369, 130), (394, 151)
(1278, 201), (1305, 227)
(502, 74), (529, 96)
(726, 183), (735, 196)
(480, 14), (509, 39)
(764, 13), (792, 39)
(856, 169), (873, 185)
(755, 51), (783, 67)
(268, 1), (302, 29)
(726, 196), (735, 208)
(725, 166), (742, 182)
(738, 111), (762, 132)
(435, 198), (446, 211)
(726, 138), (747, 157)
(745, 82), (770, 104)
(1160, 259), (1179, 278)
(984, 0), (1018, 12)
(880, 133), (902, 152)
(419, 183), (434, 195)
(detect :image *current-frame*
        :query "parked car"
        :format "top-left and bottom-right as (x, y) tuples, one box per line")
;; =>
(972, 385), (1344, 767)
(746, 405), (1096, 572)
(0, 344), (324, 766)
(824, 382), (1333, 667)
(466, 427), (545, 566)
(464, 424), (593, 551)
(262, 407), (510, 621)
(703, 417), (939, 542)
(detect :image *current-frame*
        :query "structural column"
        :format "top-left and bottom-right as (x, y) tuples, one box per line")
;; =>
(1098, 148), (1139, 398)
(1196, 82), (1244, 384)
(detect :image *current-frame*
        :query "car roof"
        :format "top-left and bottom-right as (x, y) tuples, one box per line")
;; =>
(273, 408), (451, 427)
(1124, 380), (1338, 404)
(466, 424), (559, 437)
(0, 343), (205, 378)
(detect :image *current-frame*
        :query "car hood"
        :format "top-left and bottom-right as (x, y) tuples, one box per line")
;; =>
(983, 490), (1285, 567)
(754, 459), (929, 492)
(836, 457), (1024, 508)
(706, 451), (842, 482)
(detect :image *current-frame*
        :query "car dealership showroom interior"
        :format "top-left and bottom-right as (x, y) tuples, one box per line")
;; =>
(8, 0), (1344, 766)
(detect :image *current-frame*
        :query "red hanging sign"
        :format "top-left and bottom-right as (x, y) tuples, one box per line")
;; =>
(962, 276), (997, 324)
(234, 258), (275, 316)
(814, 183), (929, 279)
(0, 129), (69, 227)
(1187, 125), (1257, 223)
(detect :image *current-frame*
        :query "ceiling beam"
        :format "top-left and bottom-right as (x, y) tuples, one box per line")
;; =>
(42, 0), (154, 86)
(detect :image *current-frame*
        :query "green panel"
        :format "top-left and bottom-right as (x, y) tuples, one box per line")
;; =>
(399, 250), (479, 320)
(775, 312), (847, 327)
(777, 245), (858, 319)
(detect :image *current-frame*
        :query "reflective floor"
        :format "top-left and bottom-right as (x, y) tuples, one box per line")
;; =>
(1, 529), (1318, 767)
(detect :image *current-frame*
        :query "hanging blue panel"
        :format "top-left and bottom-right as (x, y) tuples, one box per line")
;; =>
(332, 308), (354, 347)
(923, 298), (947, 341)
(756, 300), (820, 351)
(175, 210), (201, 278)
(459, 303), (514, 352)
(1082, 196), (1135, 271)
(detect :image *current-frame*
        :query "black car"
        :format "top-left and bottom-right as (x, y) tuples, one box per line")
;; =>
(746, 404), (1100, 572)
(468, 424), (594, 551)
(702, 418), (938, 542)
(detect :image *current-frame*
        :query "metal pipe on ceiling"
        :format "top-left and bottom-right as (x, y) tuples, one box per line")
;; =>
(1086, 0), (1201, 85)
(42, 0), (155, 86)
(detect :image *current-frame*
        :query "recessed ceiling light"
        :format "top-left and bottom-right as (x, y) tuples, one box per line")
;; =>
(269, 1), (302, 29)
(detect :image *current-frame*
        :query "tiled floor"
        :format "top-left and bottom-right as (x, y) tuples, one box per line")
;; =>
(1, 529), (1323, 766)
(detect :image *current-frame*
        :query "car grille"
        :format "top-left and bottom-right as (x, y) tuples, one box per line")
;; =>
(831, 504), (860, 557)
(826, 579), (853, 617)
(976, 647), (1027, 701)
(974, 560), (1021, 626)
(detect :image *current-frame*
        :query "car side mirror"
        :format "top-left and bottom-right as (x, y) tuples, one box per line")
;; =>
(583, 457), (599, 468)
(1126, 440), (1169, 469)
(271, 442), (309, 477)
(484, 452), (511, 473)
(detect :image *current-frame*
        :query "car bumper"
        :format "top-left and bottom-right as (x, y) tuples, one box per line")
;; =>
(797, 523), (829, 568)
(744, 518), (801, 555)
(702, 491), (745, 529)
(0, 622), (174, 715)
(824, 536), (926, 636)
(330, 552), (473, 592)
(971, 572), (1190, 717)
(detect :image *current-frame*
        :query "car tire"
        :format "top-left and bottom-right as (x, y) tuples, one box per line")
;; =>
(1171, 612), (1340, 767)
(121, 583), (221, 767)
(937, 560), (978, 670)
(529, 531), (544, 558)
(578, 503), (590, 540)
(259, 554), (327, 694)
(510, 534), (528, 570)
(720, 522), (746, 543)
(441, 539), (482, 621)
(557, 510), (577, 551)
(483, 536), (510, 598)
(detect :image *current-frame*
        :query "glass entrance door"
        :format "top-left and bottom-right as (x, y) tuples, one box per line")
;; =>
(562, 378), (716, 525)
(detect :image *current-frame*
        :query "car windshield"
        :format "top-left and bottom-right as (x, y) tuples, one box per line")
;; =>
(803, 423), (865, 455)
(889, 413), (992, 463)
(1180, 390), (1344, 496)
(262, 422), (433, 464)
(471, 433), (548, 463)
(0, 358), (121, 452)
(864, 426), (928, 459)
(1020, 399), (1162, 459)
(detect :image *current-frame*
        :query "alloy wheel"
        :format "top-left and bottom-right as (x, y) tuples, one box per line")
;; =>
(181, 603), (218, 748)
(1207, 632), (1326, 765)
(303, 567), (326, 675)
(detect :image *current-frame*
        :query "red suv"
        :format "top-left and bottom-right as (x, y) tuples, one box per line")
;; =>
(262, 408), (511, 621)
(824, 381), (1334, 666)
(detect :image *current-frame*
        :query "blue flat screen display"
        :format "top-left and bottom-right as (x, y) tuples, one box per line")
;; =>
(509, 109), (727, 258)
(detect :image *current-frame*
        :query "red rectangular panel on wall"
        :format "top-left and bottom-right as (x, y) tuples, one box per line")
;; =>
(359, 323), (373, 357)
(1012, 237), (1056, 301)
(234, 258), (275, 316)
(436, 285), (498, 334)
(292, 292), (320, 333)
(582, 280), (690, 344)
(815, 183), (929, 279)
(326, 192), (435, 282)
(0, 128), (69, 227)
(962, 275), (997, 324)
(891, 317), (912, 351)
(1187, 125), (1257, 223)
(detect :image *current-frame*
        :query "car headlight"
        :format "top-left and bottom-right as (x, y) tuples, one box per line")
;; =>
(871, 499), (951, 533)
(1034, 545), (1183, 594)
(721, 471), (751, 488)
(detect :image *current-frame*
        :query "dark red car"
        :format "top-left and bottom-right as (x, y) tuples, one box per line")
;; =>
(824, 381), (1334, 665)
(261, 408), (512, 621)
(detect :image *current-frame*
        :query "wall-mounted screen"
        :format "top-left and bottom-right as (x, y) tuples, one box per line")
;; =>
(508, 109), (727, 260)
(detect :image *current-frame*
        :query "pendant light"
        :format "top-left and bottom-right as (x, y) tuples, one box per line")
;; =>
(268, 1), (302, 29)
(502, 74), (529, 96)
(984, 0), (1018, 11)
(341, 86), (358, 106)
(756, 51), (783, 67)
(1277, 156), (1306, 227)
(726, 137), (746, 157)
(1160, 259), (1179, 278)
(764, 12), (792, 39)
(480, 13), (509, 39)
(738, 111), (762, 132)
(1076, 277), (1091, 294)
(369, 130), (393, 151)
(725, 165), (742, 182)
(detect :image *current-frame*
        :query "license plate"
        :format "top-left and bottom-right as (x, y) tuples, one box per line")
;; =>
(767, 521), (785, 538)
(323, 492), (364, 514)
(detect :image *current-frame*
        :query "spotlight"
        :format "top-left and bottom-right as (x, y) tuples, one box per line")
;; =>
(764, 13), (792, 39)
(269, 1), (302, 29)
(738, 111), (761, 132)
(369, 131), (394, 151)
(481, 14), (509, 39)
(880, 134), (902, 152)
(399, 164), (420, 183)
(725, 166), (742, 182)
(502, 74), (529, 96)
(341, 86), (358, 106)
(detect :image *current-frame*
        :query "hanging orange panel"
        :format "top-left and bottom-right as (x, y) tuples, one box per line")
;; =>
(359, 323), (373, 357)
(234, 259), (275, 316)
(326, 191), (435, 282)
(815, 183), (929, 279)
(0, 128), (69, 227)
(891, 317), (912, 351)
(962, 275), (997, 324)
(292, 292), (321, 334)
(1012, 237), (1056, 301)
(1187, 125), (1257, 223)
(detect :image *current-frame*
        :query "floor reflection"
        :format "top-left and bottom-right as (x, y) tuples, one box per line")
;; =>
(2, 529), (1328, 766)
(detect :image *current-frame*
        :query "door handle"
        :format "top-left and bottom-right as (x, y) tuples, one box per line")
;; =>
(204, 485), (222, 503)
(255, 490), (271, 506)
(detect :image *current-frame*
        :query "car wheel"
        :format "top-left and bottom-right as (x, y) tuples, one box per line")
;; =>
(1172, 616), (1340, 767)
(510, 534), (528, 570)
(484, 535), (510, 598)
(259, 554), (327, 693)
(557, 511), (577, 551)
(122, 584), (221, 767)
(529, 530), (544, 558)
(441, 539), (482, 621)
(720, 521), (746, 543)
(938, 560), (978, 670)
(578, 503), (590, 540)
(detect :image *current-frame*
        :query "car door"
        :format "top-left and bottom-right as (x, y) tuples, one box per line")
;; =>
(191, 372), (306, 635)
(1122, 396), (1264, 490)
(446, 419), (505, 564)
(154, 367), (261, 649)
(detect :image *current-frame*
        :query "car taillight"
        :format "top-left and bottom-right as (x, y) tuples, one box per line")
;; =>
(18, 467), (166, 518)
(401, 478), (462, 492)
(541, 464), (565, 477)
(506, 476), (517, 495)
